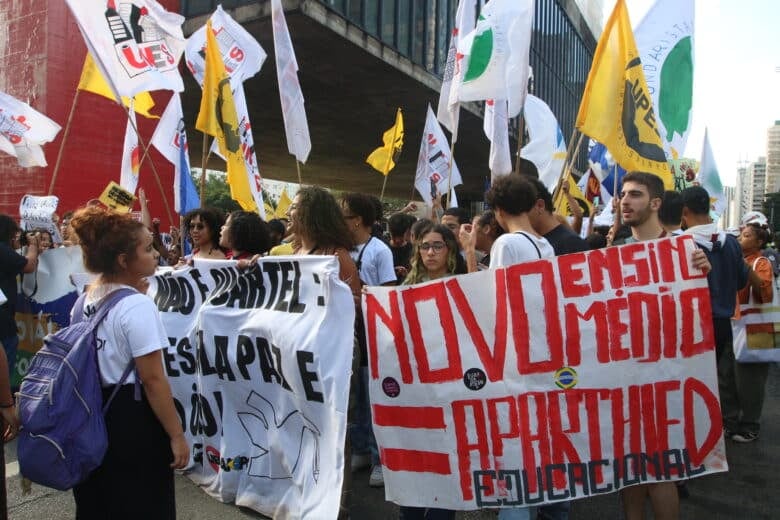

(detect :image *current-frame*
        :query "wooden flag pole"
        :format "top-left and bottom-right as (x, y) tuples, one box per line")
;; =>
(295, 159), (302, 186)
(551, 128), (583, 203)
(47, 89), (82, 195)
(380, 174), (389, 202)
(123, 105), (174, 225)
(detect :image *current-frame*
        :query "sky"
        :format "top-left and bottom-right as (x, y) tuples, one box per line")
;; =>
(616, 0), (780, 186)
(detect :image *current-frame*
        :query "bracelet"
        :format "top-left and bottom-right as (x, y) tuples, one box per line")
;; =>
(0, 402), (14, 409)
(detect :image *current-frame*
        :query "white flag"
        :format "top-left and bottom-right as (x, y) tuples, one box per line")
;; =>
(483, 99), (512, 179)
(120, 101), (140, 194)
(697, 129), (726, 217)
(437, 0), (477, 136)
(271, 0), (312, 164)
(207, 86), (266, 219)
(65, 0), (186, 98)
(521, 94), (567, 190)
(457, 0), (534, 117)
(415, 105), (462, 207)
(0, 91), (61, 167)
(185, 5), (267, 91)
(150, 94), (200, 214)
(634, 0), (695, 159)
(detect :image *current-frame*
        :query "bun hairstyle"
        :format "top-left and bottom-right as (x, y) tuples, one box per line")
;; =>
(70, 207), (145, 275)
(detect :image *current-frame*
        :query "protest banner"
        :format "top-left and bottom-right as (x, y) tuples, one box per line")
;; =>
(148, 256), (354, 519)
(15, 247), (83, 386)
(18, 194), (60, 242)
(99, 181), (135, 213)
(363, 235), (727, 510)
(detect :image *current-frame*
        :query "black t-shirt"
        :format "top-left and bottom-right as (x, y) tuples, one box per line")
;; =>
(543, 225), (591, 256)
(0, 243), (27, 337)
(389, 243), (413, 284)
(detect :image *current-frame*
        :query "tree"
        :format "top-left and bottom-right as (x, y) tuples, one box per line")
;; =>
(193, 172), (241, 213)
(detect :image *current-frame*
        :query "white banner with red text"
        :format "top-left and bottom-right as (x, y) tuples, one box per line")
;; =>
(363, 235), (727, 510)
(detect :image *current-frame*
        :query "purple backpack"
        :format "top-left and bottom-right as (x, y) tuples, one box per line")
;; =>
(17, 288), (137, 490)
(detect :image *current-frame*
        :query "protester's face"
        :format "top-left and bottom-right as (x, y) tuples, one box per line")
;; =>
(127, 229), (159, 278)
(620, 181), (655, 227)
(287, 196), (301, 235)
(60, 218), (71, 240)
(341, 203), (361, 235)
(219, 215), (233, 249)
(11, 230), (21, 249)
(419, 231), (449, 278)
(38, 232), (52, 250)
(189, 215), (211, 248)
(738, 226), (761, 253)
(440, 215), (460, 233)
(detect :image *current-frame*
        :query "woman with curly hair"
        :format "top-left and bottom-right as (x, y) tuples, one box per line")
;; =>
(287, 186), (360, 519)
(182, 207), (226, 260)
(68, 206), (188, 519)
(404, 223), (466, 285)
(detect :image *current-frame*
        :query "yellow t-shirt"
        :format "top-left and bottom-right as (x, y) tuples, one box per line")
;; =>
(269, 242), (295, 256)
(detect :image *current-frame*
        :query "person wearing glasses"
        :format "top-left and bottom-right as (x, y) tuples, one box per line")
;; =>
(396, 222), (464, 520)
(182, 208), (226, 261)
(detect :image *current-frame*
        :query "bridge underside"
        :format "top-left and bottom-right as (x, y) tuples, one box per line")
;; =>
(181, 4), (515, 205)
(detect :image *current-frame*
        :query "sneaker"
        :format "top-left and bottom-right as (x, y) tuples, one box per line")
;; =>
(369, 465), (384, 487)
(351, 453), (371, 472)
(732, 431), (759, 443)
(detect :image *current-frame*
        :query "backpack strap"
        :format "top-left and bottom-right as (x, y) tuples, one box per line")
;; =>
(515, 231), (542, 259)
(102, 361), (140, 414)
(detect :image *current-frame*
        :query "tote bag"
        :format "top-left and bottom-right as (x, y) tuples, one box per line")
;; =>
(732, 258), (780, 363)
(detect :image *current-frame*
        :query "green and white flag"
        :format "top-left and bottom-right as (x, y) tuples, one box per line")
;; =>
(457, 0), (534, 118)
(697, 129), (726, 218)
(634, 0), (695, 160)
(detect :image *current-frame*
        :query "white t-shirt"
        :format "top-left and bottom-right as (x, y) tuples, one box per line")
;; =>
(350, 237), (396, 286)
(76, 284), (168, 386)
(489, 231), (555, 269)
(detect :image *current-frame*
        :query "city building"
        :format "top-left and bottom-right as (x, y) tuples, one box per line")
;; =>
(766, 121), (780, 194)
(749, 157), (767, 212)
(0, 0), (599, 225)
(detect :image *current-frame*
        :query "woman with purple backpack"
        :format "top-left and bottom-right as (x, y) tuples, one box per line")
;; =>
(69, 207), (188, 519)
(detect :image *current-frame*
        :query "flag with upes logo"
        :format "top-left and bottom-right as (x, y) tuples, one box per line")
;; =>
(65, 0), (186, 98)
(0, 91), (61, 167)
(576, 0), (672, 188)
(415, 105), (462, 207)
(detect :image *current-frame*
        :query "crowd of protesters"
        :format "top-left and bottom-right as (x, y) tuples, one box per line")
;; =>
(0, 164), (776, 520)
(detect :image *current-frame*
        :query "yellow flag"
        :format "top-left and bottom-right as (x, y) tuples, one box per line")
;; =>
(77, 54), (157, 119)
(274, 188), (293, 219)
(366, 108), (404, 176)
(196, 20), (257, 212)
(575, 0), (672, 188)
(553, 175), (593, 217)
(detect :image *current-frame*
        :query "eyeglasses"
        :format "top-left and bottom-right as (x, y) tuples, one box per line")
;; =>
(419, 241), (446, 252)
(189, 223), (206, 230)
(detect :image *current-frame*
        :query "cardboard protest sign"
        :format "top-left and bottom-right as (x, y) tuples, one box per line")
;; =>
(19, 194), (60, 242)
(364, 235), (727, 510)
(147, 256), (354, 519)
(99, 181), (135, 213)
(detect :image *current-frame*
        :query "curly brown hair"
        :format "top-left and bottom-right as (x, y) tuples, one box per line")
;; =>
(294, 187), (353, 251)
(70, 207), (145, 275)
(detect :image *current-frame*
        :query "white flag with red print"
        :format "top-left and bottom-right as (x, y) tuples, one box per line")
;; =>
(120, 101), (140, 194)
(0, 91), (61, 167)
(415, 105), (462, 207)
(271, 0), (311, 164)
(65, 0), (186, 98)
(185, 5), (267, 91)
(437, 0), (477, 137)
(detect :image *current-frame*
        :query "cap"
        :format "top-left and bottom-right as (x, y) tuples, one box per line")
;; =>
(741, 211), (768, 227)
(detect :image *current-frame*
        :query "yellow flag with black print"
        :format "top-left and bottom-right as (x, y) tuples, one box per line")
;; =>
(576, 0), (672, 188)
(367, 108), (404, 176)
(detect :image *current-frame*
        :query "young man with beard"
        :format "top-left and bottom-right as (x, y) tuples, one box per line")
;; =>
(618, 173), (711, 520)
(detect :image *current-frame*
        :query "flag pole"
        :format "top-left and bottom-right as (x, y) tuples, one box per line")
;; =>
(47, 89), (82, 195)
(200, 133), (209, 203)
(380, 174), (389, 202)
(551, 128), (583, 203)
(446, 137), (457, 208)
(380, 108), (402, 203)
(123, 105), (174, 225)
(513, 111), (526, 175)
(295, 160), (302, 186)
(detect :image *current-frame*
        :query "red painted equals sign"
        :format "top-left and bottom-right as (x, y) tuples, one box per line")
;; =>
(373, 404), (451, 475)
